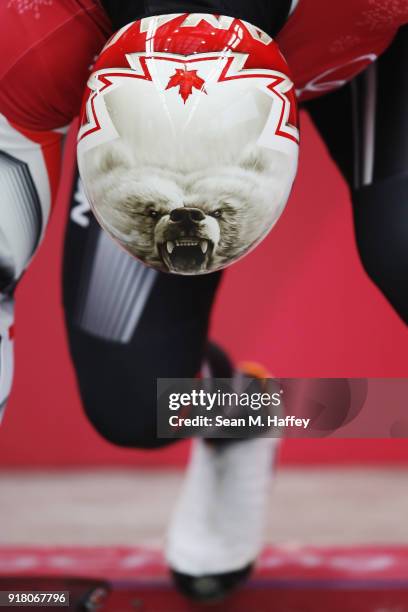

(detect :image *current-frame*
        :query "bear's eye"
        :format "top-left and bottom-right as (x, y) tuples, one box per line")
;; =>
(148, 209), (159, 219)
(212, 209), (223, 219)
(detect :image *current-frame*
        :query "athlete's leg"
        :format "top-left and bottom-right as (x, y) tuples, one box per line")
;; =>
(306, 26), (408, 324)
(0, 115), (65, 420)
(63, 173), (223, 448)
(63, 180), (278, 596)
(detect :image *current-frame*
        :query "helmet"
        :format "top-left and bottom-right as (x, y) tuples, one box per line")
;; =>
(78, 13), (299, 275)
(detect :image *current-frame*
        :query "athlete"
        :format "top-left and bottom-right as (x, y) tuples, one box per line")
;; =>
(1, 0), (407, 602)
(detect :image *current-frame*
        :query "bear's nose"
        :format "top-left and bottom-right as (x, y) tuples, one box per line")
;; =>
(170, 208), (205, 223)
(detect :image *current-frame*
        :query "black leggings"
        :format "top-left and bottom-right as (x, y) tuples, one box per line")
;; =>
(306, 26), (408, 323)
(63, 213), (222, 448)
(63, 21), (408, 450)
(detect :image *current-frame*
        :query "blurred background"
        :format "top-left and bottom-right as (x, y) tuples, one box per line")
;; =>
(0, 111), (407, 596)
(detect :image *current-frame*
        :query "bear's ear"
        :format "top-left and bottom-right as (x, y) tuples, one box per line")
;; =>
(98, 141), (133, 173)
(239, 146), (291, 184)
(238, 146), (270, 173)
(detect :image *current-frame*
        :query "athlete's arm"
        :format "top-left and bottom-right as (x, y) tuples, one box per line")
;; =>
(306, 26), (408, 324)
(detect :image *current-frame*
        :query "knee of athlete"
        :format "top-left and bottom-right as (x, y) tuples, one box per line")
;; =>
(80, 376), (169, 450)
(353, 180), (408, 325)
(77, 15), (299, 277)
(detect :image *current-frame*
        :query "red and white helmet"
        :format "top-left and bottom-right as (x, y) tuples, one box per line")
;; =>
(78, 13), (299, 275)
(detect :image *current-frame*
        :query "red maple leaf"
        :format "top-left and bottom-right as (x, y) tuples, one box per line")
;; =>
(166, 66), (207, 103)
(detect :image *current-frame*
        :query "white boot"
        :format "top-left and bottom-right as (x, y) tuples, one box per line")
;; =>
(166, 435), (278, 598)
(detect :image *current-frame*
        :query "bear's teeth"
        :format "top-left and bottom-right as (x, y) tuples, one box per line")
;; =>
(167, 241), (175, 254)
(201, 241), (208, 254)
